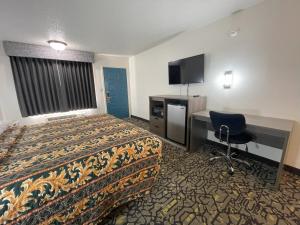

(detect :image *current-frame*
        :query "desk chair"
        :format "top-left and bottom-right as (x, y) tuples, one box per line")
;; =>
(209, 111), (253, 174)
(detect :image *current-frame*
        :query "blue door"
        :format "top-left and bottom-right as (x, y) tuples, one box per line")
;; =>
(103, 67), (129, 118)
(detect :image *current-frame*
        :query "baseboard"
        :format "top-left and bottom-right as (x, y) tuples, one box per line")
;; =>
(206, 140), (300, 175)
(131, 115), (149, 123)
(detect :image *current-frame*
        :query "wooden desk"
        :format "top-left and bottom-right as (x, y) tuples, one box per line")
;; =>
(189, 110), (294, 189)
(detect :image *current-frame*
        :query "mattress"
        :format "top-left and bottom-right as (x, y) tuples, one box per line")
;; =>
(0, 114), (162, 224)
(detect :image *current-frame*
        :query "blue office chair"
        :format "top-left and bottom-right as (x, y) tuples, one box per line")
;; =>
(209, 111), (253, 174)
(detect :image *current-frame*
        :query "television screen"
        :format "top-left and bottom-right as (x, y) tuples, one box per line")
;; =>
(168, 54), (204, 85)
(168, 60), (182, 84)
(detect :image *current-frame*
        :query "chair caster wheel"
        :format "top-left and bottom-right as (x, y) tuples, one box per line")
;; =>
(228, 167), (234, 175)
(231, 152), (238, 157)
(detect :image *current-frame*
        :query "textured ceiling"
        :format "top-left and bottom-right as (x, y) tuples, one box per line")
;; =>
(0, 0), (265, 55)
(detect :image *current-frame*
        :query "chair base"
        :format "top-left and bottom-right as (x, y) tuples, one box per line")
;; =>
(209, 150), (251, 175)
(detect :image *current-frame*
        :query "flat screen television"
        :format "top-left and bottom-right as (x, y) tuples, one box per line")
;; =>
(168, 54), (205, 85)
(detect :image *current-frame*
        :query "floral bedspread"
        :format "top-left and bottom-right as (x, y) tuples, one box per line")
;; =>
(0, 114), (162, 224)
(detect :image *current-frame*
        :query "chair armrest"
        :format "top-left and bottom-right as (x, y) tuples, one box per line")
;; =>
(219, 125), (230, 144)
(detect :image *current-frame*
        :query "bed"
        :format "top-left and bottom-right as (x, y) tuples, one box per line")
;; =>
(0, 114), (162, 224)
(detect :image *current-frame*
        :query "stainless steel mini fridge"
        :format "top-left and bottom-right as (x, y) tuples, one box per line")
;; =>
(167, 104), (186, 144)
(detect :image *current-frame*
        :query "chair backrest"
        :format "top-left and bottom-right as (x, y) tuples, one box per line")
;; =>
(209, 111), (246, 135)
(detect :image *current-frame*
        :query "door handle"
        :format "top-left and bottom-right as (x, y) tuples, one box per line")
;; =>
(106, 92), (111, 103)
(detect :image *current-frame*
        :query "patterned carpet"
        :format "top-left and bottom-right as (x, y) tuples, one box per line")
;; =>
(99, 118), (300, 225)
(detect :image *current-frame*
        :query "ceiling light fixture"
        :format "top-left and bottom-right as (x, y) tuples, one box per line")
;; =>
(48, 40), (67, 51)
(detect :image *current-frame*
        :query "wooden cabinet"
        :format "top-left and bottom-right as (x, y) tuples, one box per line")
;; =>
(149, 95), (207, 147)
(150, 116), (165, 137)
(149, 97), (166, 138)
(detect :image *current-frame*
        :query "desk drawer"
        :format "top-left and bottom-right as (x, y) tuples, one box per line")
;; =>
(150, 116), (164, 124)
(150, 125), (165, 137)
(150, 117), (165, 137)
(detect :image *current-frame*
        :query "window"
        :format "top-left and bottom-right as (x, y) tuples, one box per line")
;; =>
(10, 56), (97, 117)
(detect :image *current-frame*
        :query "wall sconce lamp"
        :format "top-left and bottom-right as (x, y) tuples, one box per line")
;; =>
(224, 71), (233, 89)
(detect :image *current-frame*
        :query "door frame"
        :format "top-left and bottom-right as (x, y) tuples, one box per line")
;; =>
(101, 66), (131, 117)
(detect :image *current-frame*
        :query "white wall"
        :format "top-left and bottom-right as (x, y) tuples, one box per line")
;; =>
(0, 44), (21, 122)
(130, 0), (300, 168)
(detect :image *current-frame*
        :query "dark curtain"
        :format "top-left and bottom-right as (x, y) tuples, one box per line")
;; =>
(10, 57), (63, 117)
(58, 61), (97, 110)
(10, 56), (97, 117)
